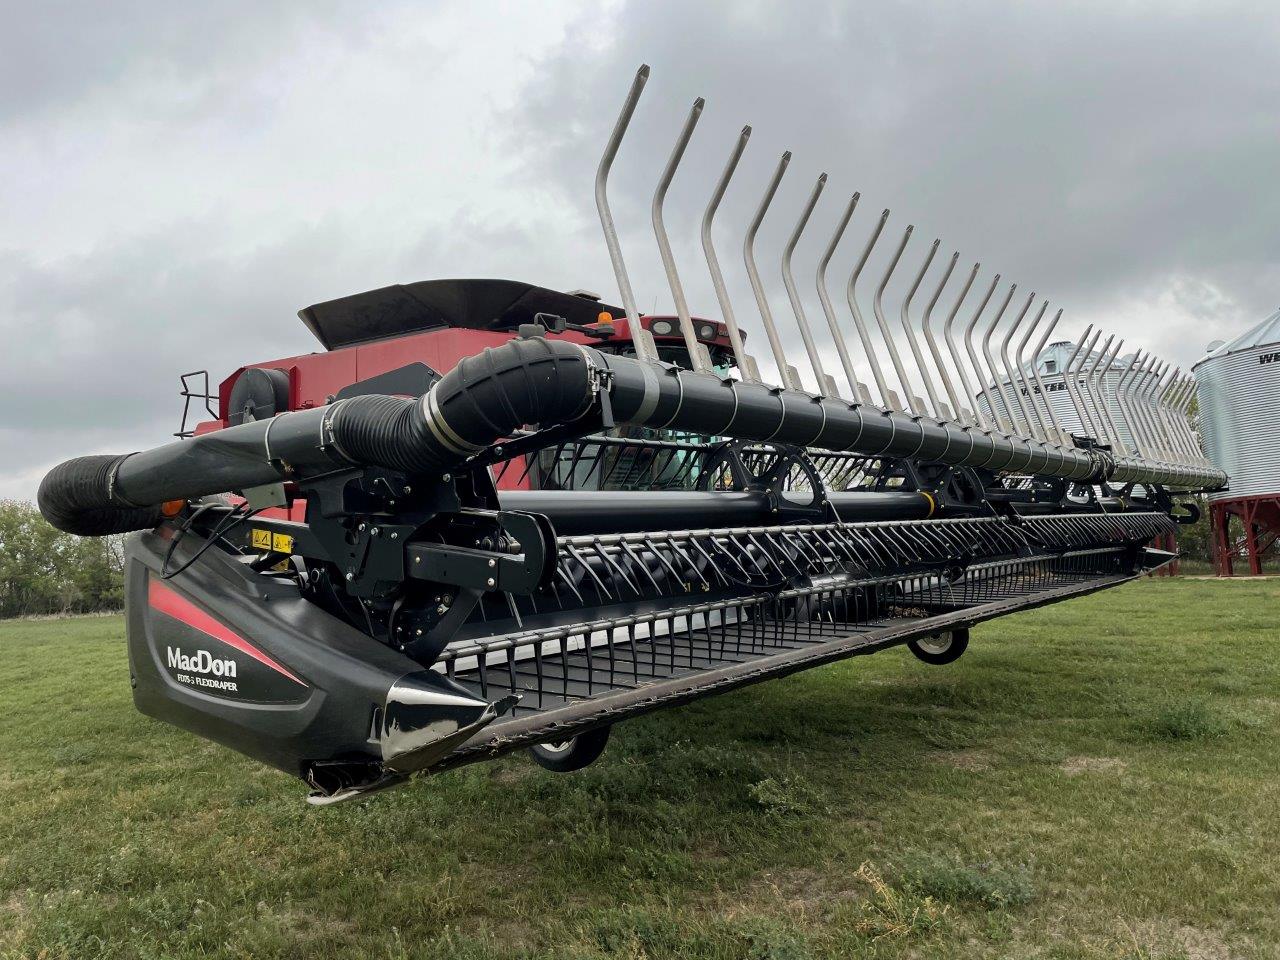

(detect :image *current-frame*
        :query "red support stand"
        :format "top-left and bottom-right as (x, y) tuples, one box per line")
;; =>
(1210, 495), (1280, 577)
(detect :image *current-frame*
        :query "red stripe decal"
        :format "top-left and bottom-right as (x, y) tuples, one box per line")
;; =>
(148, 579), (306, 686)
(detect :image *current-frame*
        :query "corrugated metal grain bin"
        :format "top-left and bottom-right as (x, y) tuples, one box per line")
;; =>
(1193, 309), (1280, 503)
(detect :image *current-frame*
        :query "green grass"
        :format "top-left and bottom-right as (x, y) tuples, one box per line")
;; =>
(2, 578), (1278, 959)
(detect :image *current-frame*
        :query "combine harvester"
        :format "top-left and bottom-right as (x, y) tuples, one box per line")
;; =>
(38, 67), (1225, 803)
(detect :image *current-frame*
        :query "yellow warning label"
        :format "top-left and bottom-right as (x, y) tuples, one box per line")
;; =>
(250, 529), (294, 553)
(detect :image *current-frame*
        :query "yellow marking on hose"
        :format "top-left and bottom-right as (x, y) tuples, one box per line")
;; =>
(921, 491), (937, 517)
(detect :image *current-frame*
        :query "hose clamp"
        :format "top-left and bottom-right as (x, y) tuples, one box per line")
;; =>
(421, 390), (485, 456)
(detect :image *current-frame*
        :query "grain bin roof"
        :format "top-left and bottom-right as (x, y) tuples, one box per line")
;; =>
(1193, 307), (1280, 369)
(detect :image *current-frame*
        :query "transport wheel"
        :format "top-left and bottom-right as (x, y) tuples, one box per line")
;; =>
(907, 628), (969, 665)
(528, 726), (611, 773)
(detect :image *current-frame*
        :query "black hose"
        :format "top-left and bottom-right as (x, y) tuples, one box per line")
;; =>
(38, 334), (1226, 537)
(38, 338), (597, 536)
(331, 337), (594, 474)
(37, 455), (164, 537)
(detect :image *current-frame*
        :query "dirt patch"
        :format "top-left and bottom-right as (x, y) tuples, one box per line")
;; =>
(1060, 756), (1127, 776)
(1127, 920), (1240, 960)
(747, 866), (864, 916)
(489, 763), (533, 786)
(928, 749), (992, 771)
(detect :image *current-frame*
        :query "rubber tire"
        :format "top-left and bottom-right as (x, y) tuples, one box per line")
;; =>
(907, 627), (969, 665)
(528, 726), (611, 773)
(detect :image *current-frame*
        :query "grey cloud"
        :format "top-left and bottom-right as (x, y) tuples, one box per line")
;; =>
(510, 0), (1280, 376)
(0, 1), (366, 125)
(3, 0), (1278, 500)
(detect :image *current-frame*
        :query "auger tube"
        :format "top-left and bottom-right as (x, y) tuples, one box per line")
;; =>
(40, 336), (1227, 537)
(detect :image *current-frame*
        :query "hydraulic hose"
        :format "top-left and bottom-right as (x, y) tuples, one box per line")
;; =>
(39, 335), (1226, 537)
(39, 337), (596, 535)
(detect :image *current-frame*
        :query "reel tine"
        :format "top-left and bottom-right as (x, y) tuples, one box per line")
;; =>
(781, 173), (834, 393)
(1159, 371), (1185, 461)
(1161, 365), (1187, 462)
(652, 96), (709, 372)
(744, 151), (801, 390)
(1142, 356), (1169, 459)
(1060, 325), (1098, 442)
(845, 209), (895, 409)
(871, 225), (921, 414)
(816, 193), (863, 398)
(1117, 349), (1150, 457)
(977, 282), (1019, 434)
(702, 125), (755, 380)
(1014, 300), (1052, 443)
(1146, 360), (1174, 459)
(921, 251), (963, 421)
(900, 239), (947, 419)
(942, 263), (985, 426)
(1084, 333), (1116, 447)
(961, 273), (1002, 430)
(1029, 308), (1066, 442)
(1096, 337), (1129, 453)
(999, 292), (1039, 439)
(1074, 328), (1107, 442)
(595, 64), (658, 363)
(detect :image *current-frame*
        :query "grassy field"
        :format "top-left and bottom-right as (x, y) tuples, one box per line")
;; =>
(2, 578), (1278, 959)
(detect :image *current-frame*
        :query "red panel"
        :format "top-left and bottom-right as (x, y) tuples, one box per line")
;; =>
(149, 579), (306, 686)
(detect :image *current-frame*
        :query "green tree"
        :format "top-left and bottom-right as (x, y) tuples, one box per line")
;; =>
(0, 501), (126, 618)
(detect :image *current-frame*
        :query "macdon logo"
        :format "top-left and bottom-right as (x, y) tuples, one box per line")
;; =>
(166, 646), (237, 678)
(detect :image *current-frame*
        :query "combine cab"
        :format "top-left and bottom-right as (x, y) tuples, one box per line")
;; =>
(38, 66), (1226, 803)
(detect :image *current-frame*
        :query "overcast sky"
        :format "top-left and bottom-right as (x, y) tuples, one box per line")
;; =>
(2, 0), (1277, 501)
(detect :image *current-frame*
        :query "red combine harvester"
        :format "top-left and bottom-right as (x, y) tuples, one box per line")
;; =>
(38, 67), (1226, 803)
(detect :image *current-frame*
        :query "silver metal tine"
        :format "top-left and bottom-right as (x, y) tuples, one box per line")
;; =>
(1092, 337), (1126, 452)
(1136, 360), (1167, 463)
(1097, 337), (1130, 455)
(1163, 367), (1192, 462)
(921, 252), (962, 420)
(1174, 375), (1202, 461)
(1073, 328), (1106, 442)
(1081, 331), (1112, 445)
(1104, 339), (1132, 455)
(1028, 309), (1065, 441)
(1162, 368), (1187, 463)
(944, 265), (989, 427)
(1081, 333), (1114, 447)
(998, 292), (1039, 438)
(976, 283), (1019, 433)
(1139, 359), (1168, 458)
(845, 209), (895, 409)
(815, 193), (863, 398)
(1146, 361), (1175, 458)
(1136, 353), (1167, 458)
(744, 152), (801, 390)
(900, 239), (947, 418)
(595, 64), (658, 363)
(872, 225), (921, 414)
(652, 97), (708, 372)
(1114, 348), (1146, 456)
(1140, 355), (1169, 459)
(702, 125), (755, 380)
(1059, 325), (1097, 441)
(782, 173), (832, 392)
(1013, 301), (1051, 441)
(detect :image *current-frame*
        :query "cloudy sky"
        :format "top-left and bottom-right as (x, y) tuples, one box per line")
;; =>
(2, 0), (1277, 500)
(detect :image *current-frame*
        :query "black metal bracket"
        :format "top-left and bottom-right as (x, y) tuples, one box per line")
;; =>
(406, 510), (554, 595)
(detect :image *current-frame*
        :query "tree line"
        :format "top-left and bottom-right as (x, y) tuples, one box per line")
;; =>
(0, 500), (126, 618)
